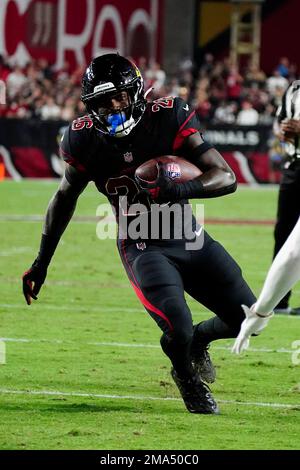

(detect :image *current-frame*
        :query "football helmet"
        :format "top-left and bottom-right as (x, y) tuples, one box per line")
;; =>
(81, 54), (146, 137)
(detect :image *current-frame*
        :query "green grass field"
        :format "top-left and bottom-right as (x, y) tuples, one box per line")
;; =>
(0, 180), (299, 450)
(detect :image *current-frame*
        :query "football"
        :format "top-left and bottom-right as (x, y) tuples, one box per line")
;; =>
(135, 156), (202, 183)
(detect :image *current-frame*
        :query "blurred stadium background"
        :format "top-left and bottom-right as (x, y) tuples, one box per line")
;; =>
(0, 0), (299, 451)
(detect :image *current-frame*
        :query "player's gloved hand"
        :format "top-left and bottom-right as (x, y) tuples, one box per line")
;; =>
(22, 259), (48, 305)
(231, 304), (273, 354)
(135, 162), (179, 203)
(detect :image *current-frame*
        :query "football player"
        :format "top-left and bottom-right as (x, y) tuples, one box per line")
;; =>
(22, 54), (256, 414)
(232, 215), (300, 354)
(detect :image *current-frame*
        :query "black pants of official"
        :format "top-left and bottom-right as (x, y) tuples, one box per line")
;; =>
(274, 163), (300, 308)
(118, 231), (255, 378)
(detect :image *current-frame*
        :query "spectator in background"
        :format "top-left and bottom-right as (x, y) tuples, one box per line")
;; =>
(6, 65), (27, 98)
(145, 61), (166, 97)
(55, 60), (70, 82)
(244, 63), (266, 89)
(30, 97), (44, 119)
(40, 96), (61, 120)
(178, 56), (194, 79)
(193, 86), (213, 121)
(259, 103), (276, 126)
(60, 96), (76, 121)
(268, 135), (285, 183)
(177, 86), (190, 103)
(236, 100), (259, 125)
(0, 52), (297, 125)
(213, 101), (237, 124)
(137, 56), (148, 76)
(168, 77), (181, 97)
(70, 65), (86, 87)
(287, 63), (298, 82)
(270, 85), (287, 109)
(0, 55), (10, 82)
(226, 65), (243, 103)
(36, 58), (53, 81)
(199, 53), (214, 77)
(267, 70), (288, 97)
(5, 96), (29, 118)
(276, 57), (290, 78)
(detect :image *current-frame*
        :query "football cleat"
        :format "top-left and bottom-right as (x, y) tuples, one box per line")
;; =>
(171, 368), (219, 414)
(274, 306), (300, 316)
(190, 343), (216, 384)
(290, 307), (300, 316)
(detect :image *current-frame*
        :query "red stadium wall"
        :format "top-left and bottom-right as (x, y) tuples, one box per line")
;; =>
(261, 0), (300, 74)
(0, 0), (163, 69)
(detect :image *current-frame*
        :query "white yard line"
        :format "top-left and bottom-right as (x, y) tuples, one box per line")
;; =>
(0, 303), (147, 314)
(0, 336), (295, 354)
(0, 388), (298, 410)
(0, 215), (96, 224)
(0, 247), (33, 256)
(1, 302), (299, 319)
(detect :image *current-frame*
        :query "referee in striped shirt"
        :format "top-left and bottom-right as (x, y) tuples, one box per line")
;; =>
(272, 80), (300, 315)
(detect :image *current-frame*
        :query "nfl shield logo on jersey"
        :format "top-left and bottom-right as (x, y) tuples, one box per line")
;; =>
(136, 242), (147, 251)
(124, 152), (133, 162)
(166, 163), (181, 180)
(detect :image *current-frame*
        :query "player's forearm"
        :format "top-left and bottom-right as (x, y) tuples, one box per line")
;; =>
(180, 145), (237, 199)
(36, 189), (78, 266)
(195, 167), (237, 198)
(35, 172), (87, 265)
(255, 217), (300, 314)
(176, 168), (236, 200)
(44, 188), (78, 239)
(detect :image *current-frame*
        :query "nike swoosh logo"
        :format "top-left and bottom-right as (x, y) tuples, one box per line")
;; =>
(194, 227), (203, 237)
(183, 104), (189, 111)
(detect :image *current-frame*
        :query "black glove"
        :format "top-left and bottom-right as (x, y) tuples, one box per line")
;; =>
(135, 162), (180, 204)
(22, 259), (48, 305)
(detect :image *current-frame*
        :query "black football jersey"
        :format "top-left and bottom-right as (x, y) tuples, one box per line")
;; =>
(60, 97), (204, 242)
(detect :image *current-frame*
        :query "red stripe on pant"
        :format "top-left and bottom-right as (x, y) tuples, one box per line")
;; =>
(130, 280), (173, 331)
(120, 240), (173, 332)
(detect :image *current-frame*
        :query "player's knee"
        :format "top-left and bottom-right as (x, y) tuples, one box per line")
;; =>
(161, 327), (193, 355)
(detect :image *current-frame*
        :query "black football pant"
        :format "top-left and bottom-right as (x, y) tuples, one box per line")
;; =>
(118, 231), (255, 378)
(273, 164), (300, 308)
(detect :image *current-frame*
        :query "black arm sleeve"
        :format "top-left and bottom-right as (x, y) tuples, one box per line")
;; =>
(173, 143), (237, 199)
(36, 172), (88, 266)
(175, 178), (237, 199)
(36, 233), (61, 265)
